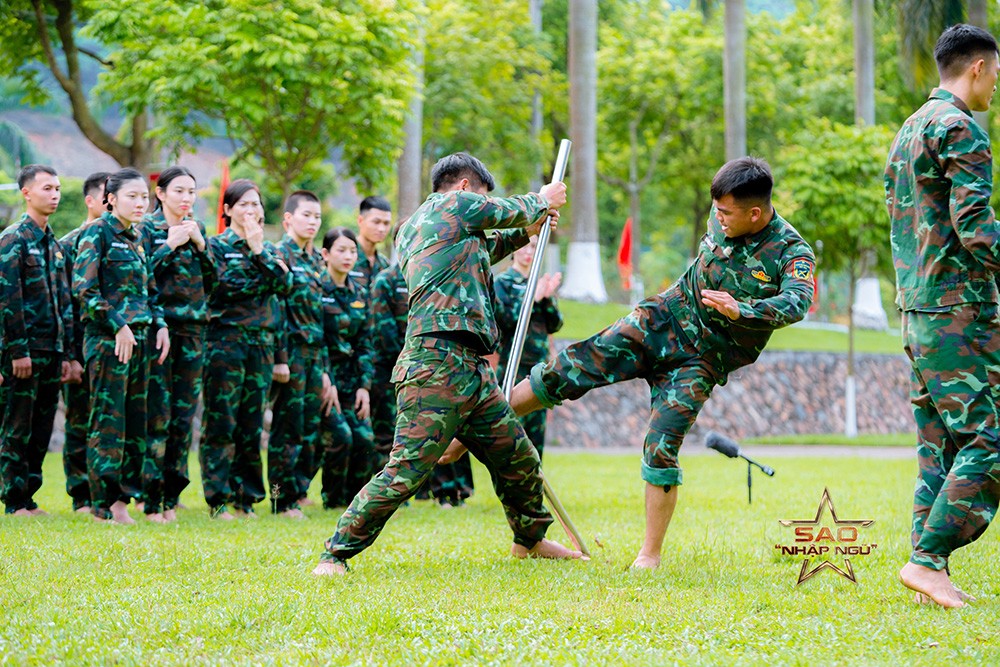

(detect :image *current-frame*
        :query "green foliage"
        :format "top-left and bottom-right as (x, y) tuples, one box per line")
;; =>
(85, 0), (420, 194)
(776, 119), (896, 279)
(422, 0), (555, 192)
(3, 454), (999, 664)
(0, 121), (39, 175)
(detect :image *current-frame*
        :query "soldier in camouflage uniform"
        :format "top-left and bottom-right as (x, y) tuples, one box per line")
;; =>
(495, 235), (563, 459)
(60, 171), (109, 513)
(487, 157), (815, 571)
(319, 227), (377, 508)
(349, 196), (392, 293)
(0, 165), (74, 516)
(885, 25), (1000, 609)
(269, 190), (333, 518)
(74, 168), (168, 525)
(314, 152), (580, 575)
(141, 166), (216, 522)
(369, 260), (407, 468)
(201, 180), (291, 519)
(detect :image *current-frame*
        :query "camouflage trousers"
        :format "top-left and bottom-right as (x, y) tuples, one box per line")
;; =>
(0, 351), (61, 513)
(63, 375), (91, 510)
(902, 305), (1000, 571)
(429, 455), (474, 505)
(85, 333), (149, 520)
(320, 337), (553, 564)
(200, 337), (273, 513)
(269, 344), (325, 513)
(530, 303), (718, 487)
(320, 370), (376, 509)
(369, 364), (396, 468)
(499, 360), (550, 458)
(145, 329), (205, 514)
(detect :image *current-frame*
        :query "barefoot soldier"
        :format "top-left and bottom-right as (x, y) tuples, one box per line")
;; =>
(74, 168), (169, 525)
(141, 166), (216, 523)
(885, 24), (1000, 609)
(59, 172), (109, 514)
(313, 152), (581, 574)
(349, 196), (392, 293)
(492, 157), (814, 570)
(0, 165), (75, 517)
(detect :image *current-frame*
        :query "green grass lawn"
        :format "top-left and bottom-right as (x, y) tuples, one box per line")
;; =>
(2, 452), (997, 665)
(557, 300), (903, 354)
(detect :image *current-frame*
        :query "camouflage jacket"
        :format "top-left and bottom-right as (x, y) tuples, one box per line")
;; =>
(494, 266), (563, 374)
(885, 88), (1000, 311)
(322, 274), (374, 391)
(397, 190), (548, 353)
(206, 228), (291, 347)
(370, 263), (408, 371)
(74, 211), (165, 342)
(666, 208), (814, 377)
(141, 210), (217, 331)
(273, 234), (328, 364)
(0, 213), (73, 359)
(349, 247), (390, 295)
(60, 223), (95, 361)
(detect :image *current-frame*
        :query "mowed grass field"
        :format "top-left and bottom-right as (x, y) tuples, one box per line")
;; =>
(2, 451), (998, 666)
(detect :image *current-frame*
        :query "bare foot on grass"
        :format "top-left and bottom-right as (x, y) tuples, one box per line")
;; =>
(299, 497), (316, 507)
(900, 562), (965, 609)
(511, 538), (588, 561)
(233, 509), (259, 520)
(75, 506), (92, 514)
(28, 508), (49, 516)
(11, 508), (33, 517)
(146, 512), (169, 524)
(163, 509), (177, 522)
(212, 509), (236, 521)
(312, 561), (347, 576)
(279, 508), (307, 520)
(630, 554), (662, 570)
(110, 501), (135, 525)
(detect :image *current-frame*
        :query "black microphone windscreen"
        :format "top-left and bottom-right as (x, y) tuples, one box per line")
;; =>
(705, 431), (741, 458)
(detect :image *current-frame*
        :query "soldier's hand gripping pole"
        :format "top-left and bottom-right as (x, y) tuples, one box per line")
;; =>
(501, 139), (590, 558)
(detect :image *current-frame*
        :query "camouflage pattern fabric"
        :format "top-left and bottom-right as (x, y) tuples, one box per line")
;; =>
(319, 275), (376, 506)
(349, 248), (390, 294)
(320, 338), (553, 563)
(0, 214), (73, 512)
(60, 224), (93, 509)
(428, 454), (474, 506)
(200, 230), (290, 514)
(319, 190), (552, 564)
(495, 265), (563, 457)
(141, 211), (216, 327)
(369, 263), (408, 464)
(886, 87), (1000, 571)
(531, 208), (813, 487)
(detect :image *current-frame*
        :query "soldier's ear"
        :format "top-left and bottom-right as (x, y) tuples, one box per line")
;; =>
(750, 206), (762, 222)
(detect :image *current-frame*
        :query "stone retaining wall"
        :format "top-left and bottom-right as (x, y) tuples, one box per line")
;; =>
(544, 345), (914, 450)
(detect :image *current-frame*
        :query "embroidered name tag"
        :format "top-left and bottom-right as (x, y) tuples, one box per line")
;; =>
(512, 284), (526, 290)
(28, 248), (42, 255)
(349, 270), (364, 277)
(111, 242), (130, 249)
(224, 252), (242, 259)
(321, 296), (337, 304)
(292, 266), (306, 272)
(154, 239), (166, 245)
(395, 287), (408, 294)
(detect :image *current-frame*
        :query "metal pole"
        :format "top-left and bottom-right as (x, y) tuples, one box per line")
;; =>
(500, 138), (590, 557)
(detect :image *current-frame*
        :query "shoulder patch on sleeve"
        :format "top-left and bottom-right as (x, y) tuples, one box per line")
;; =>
(792, 259), (813, 281)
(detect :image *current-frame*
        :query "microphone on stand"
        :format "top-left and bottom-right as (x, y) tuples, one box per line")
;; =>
(704, 431), (775, 503)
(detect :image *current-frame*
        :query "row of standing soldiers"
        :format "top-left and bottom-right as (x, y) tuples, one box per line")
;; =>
(0, 164), (562, 522)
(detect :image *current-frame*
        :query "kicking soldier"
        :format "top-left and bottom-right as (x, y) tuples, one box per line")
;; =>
(313, 152), (580, 575)
(201, 180), (291, 519)
(459, 157), (816, 571)
(319, 227), (376, 509)
(886, 24), (1000, 609)
(74, 167), (168, 525)
(0, 164), (75, 517)
(60, 171), (109, 513)
(349, 196), (392, 292)
(269, 190), (333, 518)
(142, 166), (216, 523)
(494, 234), (563, 459)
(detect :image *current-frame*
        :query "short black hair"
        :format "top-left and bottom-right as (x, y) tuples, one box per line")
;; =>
(284, 189), (320, 215)
(710, 157), (773, 206)
(323, 226), (358, 251)
(103, 167), (146, 211)
(359, 195), (391, 215)
(935, 24), (999, 80)
(430, 152), (496, 193)
(83, 171), (111, 199)
(17, 164), (57, 190)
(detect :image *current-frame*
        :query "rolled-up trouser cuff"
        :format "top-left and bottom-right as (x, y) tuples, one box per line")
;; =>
(910, 550), (947, 571)
(641, 462), (683, 487)
(529, 363), (561, 409)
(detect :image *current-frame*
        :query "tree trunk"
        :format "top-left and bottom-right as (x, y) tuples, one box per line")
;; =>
(628, 184), (643, 303)
(853, 0), (875, 126)
(723, 0), (746, 160)
(845, 267), (858, 438)
(396, 26), (426, 227)
(562, 0), (607, 302)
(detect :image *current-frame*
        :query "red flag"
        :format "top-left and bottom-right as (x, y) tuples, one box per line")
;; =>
(617, 217), (633, 290)
(216, 161), (230, 235)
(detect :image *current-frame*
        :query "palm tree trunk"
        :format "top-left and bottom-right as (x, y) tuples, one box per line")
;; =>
(724, 0), (746, 160)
